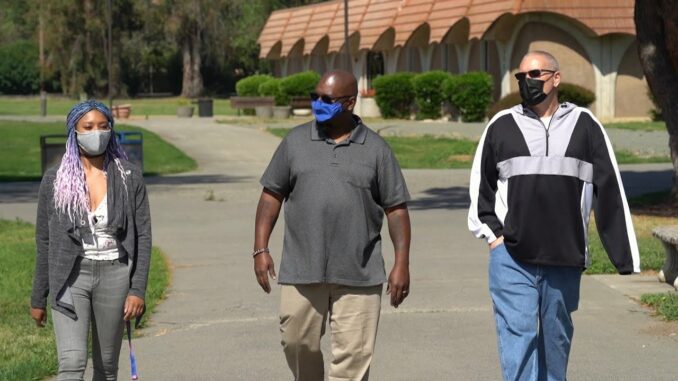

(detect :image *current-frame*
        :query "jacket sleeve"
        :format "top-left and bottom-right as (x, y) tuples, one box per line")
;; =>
(586, 110), (640, 274)
(31, 174), (52, 309)
(468, 122), (503, 243)
(129, 168), (152, 299)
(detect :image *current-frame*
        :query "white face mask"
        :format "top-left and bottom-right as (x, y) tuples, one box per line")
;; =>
(76, 130), (111, 156)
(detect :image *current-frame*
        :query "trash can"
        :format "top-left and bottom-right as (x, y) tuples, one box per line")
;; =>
(40, 134), (68, 174)
(116, 131), (143, 172)
(194, 98), (214, 117)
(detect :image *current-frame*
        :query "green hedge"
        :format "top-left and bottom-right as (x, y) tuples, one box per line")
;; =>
(372, 72), (416, 119)
(279, 71), (320, 104)
(443, 72), (493, 122)
(235, 74), (273, 96)
(258, 78), (285, 106)
(557, 83), (595, 108)
(487, 82), (596, 119)
(412, 71), (452, 119)
(0, 41), (40, 95)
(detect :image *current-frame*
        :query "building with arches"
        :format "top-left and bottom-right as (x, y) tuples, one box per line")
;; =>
(257, 0), (651, 120)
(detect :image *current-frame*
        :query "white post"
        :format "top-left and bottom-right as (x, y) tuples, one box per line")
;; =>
(455, 43), (471, 73)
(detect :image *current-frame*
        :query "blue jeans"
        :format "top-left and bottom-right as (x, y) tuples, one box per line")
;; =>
(488, 244), (581, 381)
(52, 257), (129, 381)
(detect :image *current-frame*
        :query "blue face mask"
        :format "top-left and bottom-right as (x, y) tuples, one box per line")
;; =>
(311, 99), (344, 123)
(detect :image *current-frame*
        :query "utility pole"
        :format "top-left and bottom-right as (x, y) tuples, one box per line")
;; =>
(343, 0), (350, 70)
(107, 0), (113, 108)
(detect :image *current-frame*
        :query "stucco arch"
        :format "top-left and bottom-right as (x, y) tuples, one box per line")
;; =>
(287, 39), (305, 74)
(508, 21), (594, 94)
(615, 41), (653, 118)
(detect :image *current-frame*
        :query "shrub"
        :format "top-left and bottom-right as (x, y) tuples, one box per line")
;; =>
(235, 74), (273, 96)
(487, 92), (522, 119)
(557, 83), (595, 108)
(0, 40), (40, 94)
(372, 72), (416, 119)
(486, 82), (597, 119)
(412, 71), (452, 119)
(279, 71), (320, 105)
(443, 72), (493, 122)
(258, 78), (285, 106)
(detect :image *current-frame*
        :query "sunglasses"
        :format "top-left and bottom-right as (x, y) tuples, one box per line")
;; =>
(310, 92), (353, 104)
(514, 69), (556, 81)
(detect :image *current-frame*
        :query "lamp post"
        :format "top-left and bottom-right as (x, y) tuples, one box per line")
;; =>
(344, 0), (350, 70)
(39, 0), (46, 116)
(107, 0), (113, 109)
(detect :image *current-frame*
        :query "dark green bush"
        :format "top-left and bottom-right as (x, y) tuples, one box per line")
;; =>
(486, 82), (597, 119)
(443, 72), (493, 122)
(487, 92), (522, 119)
(279, 71), (320, 104)
(557, 83), (595, 108)
(412, 71), (452, 119)
(372, 72), (416, 119)
(258, 78), (285, 106)
(235, 74), (273, 96)
(0, 40), (40, 94)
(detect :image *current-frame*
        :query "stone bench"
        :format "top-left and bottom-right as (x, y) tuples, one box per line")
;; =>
(229, 96), (275, 116)
(652, 225), (678, 289)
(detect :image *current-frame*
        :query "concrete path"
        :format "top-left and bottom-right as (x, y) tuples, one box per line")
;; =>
(1, 116), (677, 380)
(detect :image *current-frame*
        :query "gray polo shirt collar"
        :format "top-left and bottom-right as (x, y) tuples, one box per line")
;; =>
(311, 116), (367, 145)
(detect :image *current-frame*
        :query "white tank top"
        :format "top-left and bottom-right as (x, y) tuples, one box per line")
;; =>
(82, 195), (121, 260)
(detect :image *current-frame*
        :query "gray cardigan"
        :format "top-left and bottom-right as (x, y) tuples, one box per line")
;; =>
(30, 159), (152, 319)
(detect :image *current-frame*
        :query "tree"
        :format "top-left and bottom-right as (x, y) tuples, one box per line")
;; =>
(635, 1), (678, 202)
(162, 0), (234, 97)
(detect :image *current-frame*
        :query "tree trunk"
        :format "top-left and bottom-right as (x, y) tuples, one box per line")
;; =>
(635, 1), (678, 203)
(180, 29), (204, 98)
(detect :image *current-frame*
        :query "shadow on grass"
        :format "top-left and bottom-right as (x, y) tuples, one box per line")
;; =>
(620, 169), (673, 198)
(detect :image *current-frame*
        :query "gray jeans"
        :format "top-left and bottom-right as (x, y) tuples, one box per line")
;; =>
(52, 257), (129, 381)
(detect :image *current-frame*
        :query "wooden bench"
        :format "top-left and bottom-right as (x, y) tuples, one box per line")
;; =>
(111, 104), (132, 119)
(652, 225), (678, 289)
(229, 96), (274, 116)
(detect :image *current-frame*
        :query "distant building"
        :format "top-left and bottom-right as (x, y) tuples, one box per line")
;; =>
(257, 0), (651, 120)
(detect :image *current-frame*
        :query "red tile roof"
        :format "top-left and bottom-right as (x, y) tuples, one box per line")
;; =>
(258, 0), (635, 58)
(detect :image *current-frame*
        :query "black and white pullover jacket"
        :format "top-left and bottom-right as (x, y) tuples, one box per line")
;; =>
(468, 102), (640, 274)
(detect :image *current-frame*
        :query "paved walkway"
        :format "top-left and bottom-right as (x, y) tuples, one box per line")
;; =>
(1, 116), (677, 380)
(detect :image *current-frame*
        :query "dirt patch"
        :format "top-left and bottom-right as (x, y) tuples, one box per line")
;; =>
(641, 321), (678, 339)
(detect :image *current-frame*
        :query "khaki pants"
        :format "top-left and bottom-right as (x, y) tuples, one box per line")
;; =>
(279, 283), (383, 381)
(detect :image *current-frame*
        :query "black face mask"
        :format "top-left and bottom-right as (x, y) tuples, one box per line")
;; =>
(518, 77), (548, 106)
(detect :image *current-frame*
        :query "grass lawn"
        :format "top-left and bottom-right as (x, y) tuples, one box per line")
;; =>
(267, 128), (669, 168)
(0, 219), (170, 381)
(605, 120), (666, 132)
(0, 120), (196, 181)
(0, 96), (238, 116)
(585, 214), (668, 274)
(641, 293), (678, 321)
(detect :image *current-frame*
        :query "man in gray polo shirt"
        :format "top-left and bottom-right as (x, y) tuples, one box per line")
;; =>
(252, 70), (411, 381)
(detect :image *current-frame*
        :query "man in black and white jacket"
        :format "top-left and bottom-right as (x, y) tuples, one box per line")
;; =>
(468, 51), (639, 381)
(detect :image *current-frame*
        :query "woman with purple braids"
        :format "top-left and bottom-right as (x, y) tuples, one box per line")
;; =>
(30, 100), (152, 381)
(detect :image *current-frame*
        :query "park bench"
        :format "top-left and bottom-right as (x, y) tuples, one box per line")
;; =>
(652, 225), (678, 289)
(229, 96), (274, 116)
(111, 104), (132, 119)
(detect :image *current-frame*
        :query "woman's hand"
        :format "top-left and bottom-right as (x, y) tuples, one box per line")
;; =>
(31, 308), (47, 327)
(124, 295), (145, 321)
